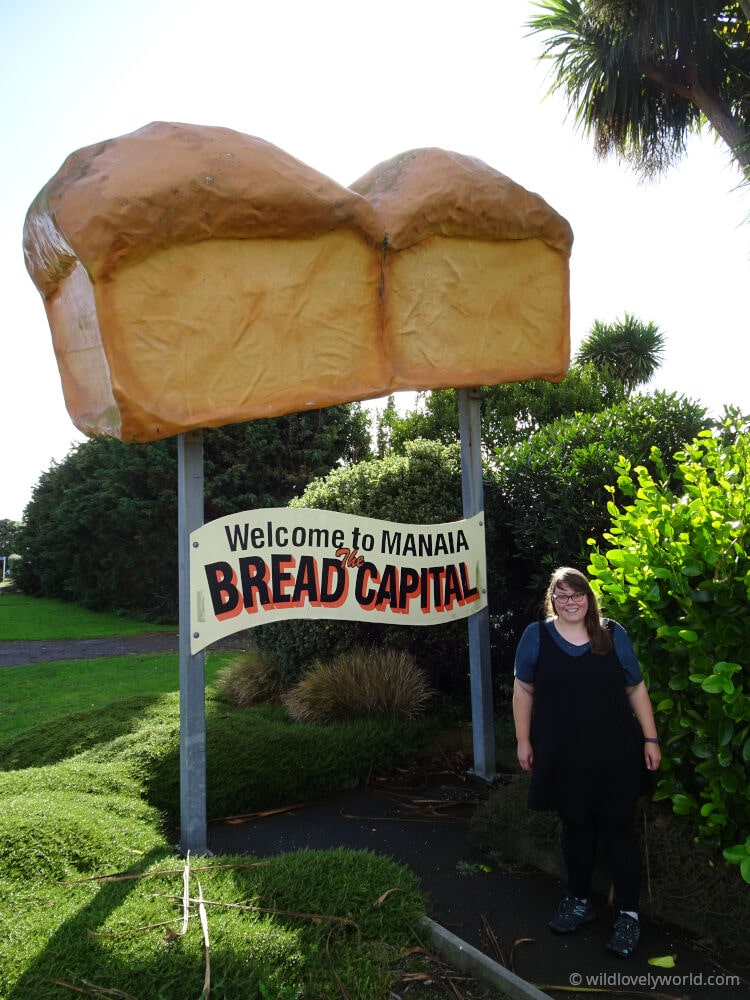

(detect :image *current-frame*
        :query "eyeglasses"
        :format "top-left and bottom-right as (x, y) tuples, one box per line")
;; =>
(553, 592), (587, 605)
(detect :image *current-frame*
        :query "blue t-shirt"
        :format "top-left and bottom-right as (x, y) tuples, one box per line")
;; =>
(514, 618), (643, 687)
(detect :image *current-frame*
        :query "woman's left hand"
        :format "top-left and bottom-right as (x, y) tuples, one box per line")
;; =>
(644, 743), (662, 770)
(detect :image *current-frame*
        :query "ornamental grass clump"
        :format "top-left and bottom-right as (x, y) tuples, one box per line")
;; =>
(283, 647), (432, 724)
(215, 651), (285, 706)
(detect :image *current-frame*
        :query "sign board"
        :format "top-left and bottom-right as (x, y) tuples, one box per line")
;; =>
(190, 507), (487, 653)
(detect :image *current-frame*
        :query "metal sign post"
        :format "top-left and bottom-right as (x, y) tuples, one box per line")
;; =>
(458, 388), (496, 781)
(178, 430), (209, 854)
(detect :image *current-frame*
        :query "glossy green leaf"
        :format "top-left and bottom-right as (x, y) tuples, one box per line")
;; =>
(701, 675), (730, 694)
(678, 630), (699, 643)
(672, 794), (697, 815)
(648, 955), (676, 968)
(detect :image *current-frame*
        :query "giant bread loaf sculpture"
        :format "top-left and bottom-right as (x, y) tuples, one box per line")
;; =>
(23, 121), (573, 441)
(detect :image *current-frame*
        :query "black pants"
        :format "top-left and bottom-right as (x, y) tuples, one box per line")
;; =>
(557, 805), (641, 913)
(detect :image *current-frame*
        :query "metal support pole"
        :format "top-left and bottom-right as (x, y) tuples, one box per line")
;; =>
(178, 430), (209, 854)
(458, 388), (496, 781)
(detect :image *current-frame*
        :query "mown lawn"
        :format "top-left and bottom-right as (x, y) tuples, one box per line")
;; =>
(0, 591), (176, 640)
(0, 652), (228, 742)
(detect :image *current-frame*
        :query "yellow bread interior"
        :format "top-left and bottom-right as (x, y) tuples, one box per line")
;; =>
(98, 232), (386, 440)
(385, 236), (570, 391)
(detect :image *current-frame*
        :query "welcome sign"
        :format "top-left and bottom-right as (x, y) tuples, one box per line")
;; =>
(190, 508), (487, 653)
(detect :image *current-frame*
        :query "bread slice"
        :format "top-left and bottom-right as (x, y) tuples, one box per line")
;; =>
(351, 147), (572, 392)
(24, 121), (387, 441)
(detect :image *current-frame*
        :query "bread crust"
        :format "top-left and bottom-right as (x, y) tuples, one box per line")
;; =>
(25, 121), (384, 295)
(352, 147), (572, 392)
(350, 147), (573, 254)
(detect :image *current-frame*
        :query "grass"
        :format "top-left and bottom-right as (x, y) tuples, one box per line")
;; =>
(1, 840), (424, 999)
(0, 594), (443, 998)
(0, 653), (229, 743)
(0, 592), (176, 640)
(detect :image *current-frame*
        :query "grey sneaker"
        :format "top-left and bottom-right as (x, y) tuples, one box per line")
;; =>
(606, 912), (641, 958)
(548, 894), (595, 933)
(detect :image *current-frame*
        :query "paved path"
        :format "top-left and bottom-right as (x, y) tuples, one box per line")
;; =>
(0, 632), (256, 668)
(0, 633), (179, 667)
(211, 770), (750, 1000)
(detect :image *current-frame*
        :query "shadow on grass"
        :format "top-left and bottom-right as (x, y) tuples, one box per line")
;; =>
(7, 846), (426, 1000)
(144, 704), (436, 834)
(0, 695), (165, 771)
(5, 845), (188, 1000)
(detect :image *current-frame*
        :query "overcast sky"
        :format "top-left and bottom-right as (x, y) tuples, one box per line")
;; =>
(1, 0), (748, 522)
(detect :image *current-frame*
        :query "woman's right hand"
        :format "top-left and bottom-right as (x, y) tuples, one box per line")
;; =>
(517, 739), (534, 772)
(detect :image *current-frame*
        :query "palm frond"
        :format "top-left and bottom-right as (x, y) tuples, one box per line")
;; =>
(527, 0), (749, 178)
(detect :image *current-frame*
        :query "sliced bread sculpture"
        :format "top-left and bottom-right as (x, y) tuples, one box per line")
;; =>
(23, 122), (573, 442)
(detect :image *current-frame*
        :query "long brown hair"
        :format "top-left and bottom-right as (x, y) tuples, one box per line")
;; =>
(544, 566), (612, 655)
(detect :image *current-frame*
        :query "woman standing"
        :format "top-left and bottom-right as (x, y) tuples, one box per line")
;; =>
(513, 566), (661, 958)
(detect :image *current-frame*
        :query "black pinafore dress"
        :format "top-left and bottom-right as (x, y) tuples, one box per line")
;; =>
(528, 622), (644, 816)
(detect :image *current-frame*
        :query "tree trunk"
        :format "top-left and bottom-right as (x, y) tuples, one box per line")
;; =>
(644, 66), (750, 182)
(689, 83), (750, 183)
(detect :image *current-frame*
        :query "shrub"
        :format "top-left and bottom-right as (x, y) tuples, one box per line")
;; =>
(15, 406), (371, 617)
(588, 412), (750, 880)
(215, 652), (285, 706)
(486, 391), (708, 668)
(254, 394), (708, 700)
(283, 647), (433, 724)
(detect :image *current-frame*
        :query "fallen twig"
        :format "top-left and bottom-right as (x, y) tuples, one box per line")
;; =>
(507, 936), (534, 972)
(154, 893), (361, 930)
(325, 928), (353, 1000)
(339, 806), (469, 824)
(214, 801), (315, 824)
(86, 917), (197, 940)
(57, 860), (267, 886)
(533, 986), (684, 999)
(51, 980), (138, 999)
(182, 852), (191, 936)
(480, 915), (506, 966)
(197, 880), (210, 999)
(373, 887), (405, 907)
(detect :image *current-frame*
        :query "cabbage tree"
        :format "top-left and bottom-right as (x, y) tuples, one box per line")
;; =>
(529, 0), (750, 182)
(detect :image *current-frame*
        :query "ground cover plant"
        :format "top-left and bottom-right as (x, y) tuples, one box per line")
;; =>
(0, 779), (426, 999)
(0, 597), (457, 999)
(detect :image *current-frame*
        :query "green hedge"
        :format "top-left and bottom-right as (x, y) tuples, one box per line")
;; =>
(588, 412), (750, 881)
